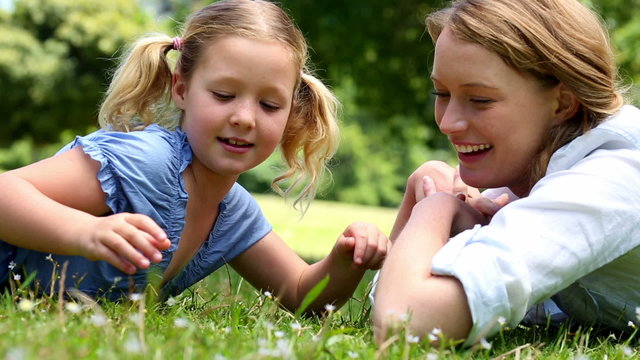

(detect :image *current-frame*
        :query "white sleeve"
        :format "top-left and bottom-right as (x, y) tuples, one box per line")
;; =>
(432, 147), (640, 345)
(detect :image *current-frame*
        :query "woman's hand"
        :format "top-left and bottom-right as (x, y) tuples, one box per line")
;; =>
(409, 161), (480, 203)
(78, 213), (171, 274)
(422, 171), (510, 223)
(416, 162), (510, 222)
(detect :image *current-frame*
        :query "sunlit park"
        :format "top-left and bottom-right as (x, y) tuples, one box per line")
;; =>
(1, 0), (640, 358)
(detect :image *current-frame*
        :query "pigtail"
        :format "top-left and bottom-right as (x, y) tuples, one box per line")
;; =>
(274, 72), (340, 213)
(98, 34), (178, 131)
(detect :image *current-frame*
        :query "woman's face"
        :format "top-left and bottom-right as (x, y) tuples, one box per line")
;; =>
(431, 27), (561, 196)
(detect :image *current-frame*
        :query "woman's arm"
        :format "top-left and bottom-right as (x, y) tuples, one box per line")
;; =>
(231, 222), (390, 313)
(0, 147), (169, 273)
(390, 161), (482, 241)
(374, 193), (486, 342)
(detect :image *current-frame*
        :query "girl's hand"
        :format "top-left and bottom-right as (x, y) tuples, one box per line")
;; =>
(331, 222), (391, 270)
(78, 213), (171, 274)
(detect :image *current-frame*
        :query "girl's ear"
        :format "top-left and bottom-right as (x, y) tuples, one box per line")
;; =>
(172, 72), (187, 110)
(553, 83), (580, 125)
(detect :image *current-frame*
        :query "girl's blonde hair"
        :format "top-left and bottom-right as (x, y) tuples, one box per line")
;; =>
(426, 0), (625, 192)
(99, 0), (339, 211)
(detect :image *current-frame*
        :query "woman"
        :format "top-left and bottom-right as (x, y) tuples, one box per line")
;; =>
(373, 0), (640, 346)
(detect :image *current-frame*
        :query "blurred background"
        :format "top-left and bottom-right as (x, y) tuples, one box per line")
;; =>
(1, 0), (638, 209)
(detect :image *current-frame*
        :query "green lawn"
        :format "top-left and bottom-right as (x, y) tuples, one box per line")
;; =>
(254, 194), (397, 260)
(1, 196), (638, 359)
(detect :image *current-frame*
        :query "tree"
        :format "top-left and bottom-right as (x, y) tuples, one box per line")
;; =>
(0, 0), (153, 145)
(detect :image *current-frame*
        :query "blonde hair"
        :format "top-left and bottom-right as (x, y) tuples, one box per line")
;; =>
(426, 0), (625, 191)
(99, 0), (339, 211)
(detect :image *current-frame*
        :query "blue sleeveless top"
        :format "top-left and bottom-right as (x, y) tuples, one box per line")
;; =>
(1, 125), (271, 300)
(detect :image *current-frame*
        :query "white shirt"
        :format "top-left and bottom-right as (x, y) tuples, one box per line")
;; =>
(431, 105), (640, 345)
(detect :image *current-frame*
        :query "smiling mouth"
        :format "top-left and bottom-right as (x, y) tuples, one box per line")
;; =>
(218, 137), (253, 147)
(454, 144), (492, 154)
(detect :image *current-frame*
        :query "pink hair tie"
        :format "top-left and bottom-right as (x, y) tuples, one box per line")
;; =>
(172, 36), (183, 51)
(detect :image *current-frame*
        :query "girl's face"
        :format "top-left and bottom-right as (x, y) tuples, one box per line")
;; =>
(172, 36), (297, 178)
(431, 27), (562, 196)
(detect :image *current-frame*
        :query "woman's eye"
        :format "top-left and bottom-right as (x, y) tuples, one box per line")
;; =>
(470, 98), (494, 104)
(431, 91), (450, 98)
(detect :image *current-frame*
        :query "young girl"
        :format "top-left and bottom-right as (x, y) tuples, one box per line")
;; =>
(373, 0), (640, 346)
(0, 0), (390, 313)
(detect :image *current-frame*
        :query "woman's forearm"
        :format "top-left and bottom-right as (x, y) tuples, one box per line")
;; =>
(373, 193), (473, 342)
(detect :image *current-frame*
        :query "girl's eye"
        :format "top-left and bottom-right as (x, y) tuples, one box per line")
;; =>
(212, 92), (233, 101)
(260, 102), (280, 112)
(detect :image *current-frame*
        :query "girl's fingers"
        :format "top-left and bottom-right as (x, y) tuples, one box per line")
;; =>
(352, 235), (368, 266)
(341, 223), (390, 269)
(126, 214), (169, 249)
(355, 231), (390, 269)
(364, 235), (389, 269)
(102, 229), (153, 270)
(116, 223), (163, 264)
(95, 244), (138, 274)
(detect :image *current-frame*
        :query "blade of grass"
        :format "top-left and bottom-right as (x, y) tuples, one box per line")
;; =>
(295, 274), (330, 318)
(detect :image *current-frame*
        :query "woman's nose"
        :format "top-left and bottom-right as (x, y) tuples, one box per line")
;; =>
(437, 103), (468, 135)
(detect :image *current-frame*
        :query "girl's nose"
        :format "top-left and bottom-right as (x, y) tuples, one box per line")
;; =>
(230, 102), (256, 129)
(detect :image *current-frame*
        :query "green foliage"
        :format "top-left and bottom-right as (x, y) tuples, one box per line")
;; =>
(0, 128), (79, 171)
(1, 0), (638, 207)
(0, 0), (153, 146)
(274, 0), (453, 206)
(295, 274), (330, 317)
(586, 0), (640, 102)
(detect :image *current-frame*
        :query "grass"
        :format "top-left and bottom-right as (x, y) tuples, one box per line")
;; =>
(1, 195), (638, 359)
(253, 194), (397, 259)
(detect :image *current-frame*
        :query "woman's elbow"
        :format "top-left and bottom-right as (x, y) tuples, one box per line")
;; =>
(372, 294), (427, 344)
(372, 279), (472, 344)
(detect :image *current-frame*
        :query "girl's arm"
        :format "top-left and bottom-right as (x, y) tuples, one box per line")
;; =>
(0, 147), (169, 273)
(231, 222), (390, 313)
(373, 192), (485, 343)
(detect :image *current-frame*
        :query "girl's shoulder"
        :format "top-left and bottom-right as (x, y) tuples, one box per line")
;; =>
(68, 124), (185, 153)
(60, 124), (192, 179)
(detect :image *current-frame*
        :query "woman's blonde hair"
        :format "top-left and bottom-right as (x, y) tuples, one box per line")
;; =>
(426, 0), (625, 191)
(99, 0), (339, 211)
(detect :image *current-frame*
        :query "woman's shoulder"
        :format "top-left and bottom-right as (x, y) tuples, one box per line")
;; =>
(547, 105), (640, 173)
(598, 105), (640, 146)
